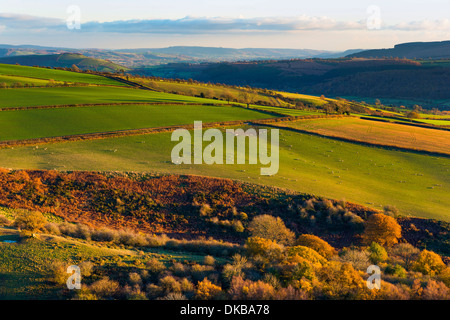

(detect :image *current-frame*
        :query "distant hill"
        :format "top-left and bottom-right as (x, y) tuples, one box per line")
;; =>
(0, 53), (127, 72)
(0, 44), (362, 67)
(347, 41), (450, 59)
(124, 46), (359, 61)
(137, 58), (450, 109)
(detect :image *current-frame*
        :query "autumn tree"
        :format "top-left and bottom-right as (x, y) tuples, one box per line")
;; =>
(295, 234), (336, 259)
(368, 242), (388, 264)
(221, 90), (235, 104)
(391, 243), (420, 269)
(362, 214), (402, 247)
(248, 215), (295, 245)
(413, 250), (446, 276)
(13, 211), (47, 232)
(195, 278), (222, 300)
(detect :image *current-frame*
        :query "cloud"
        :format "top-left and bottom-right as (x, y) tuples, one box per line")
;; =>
(1, 13), (449, 35)
(390, 19), (450, 31)
(78, 16), (368, 34)
(0, 13), (62, 29)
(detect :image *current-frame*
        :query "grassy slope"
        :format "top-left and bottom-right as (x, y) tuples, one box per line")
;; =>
(0, 63), (124, 86)
(0, 75), (57, 86)
(0, 105), (274, 141)
(0, 228), (134, 299)
(132, 78), (290, 106)
(278, 117), (450, 155)
(251, 105), (323, 116)
(0, 86), (227, 108)
(0, 225), (225, 299)
(0, 127), (448, 221)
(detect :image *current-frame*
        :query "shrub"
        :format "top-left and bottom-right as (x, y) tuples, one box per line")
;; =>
(159, 276), (181, 293)
(232, 220), (245, 233)
(49, 261), (68, 285)
(439, 267), (450, 287)
(413, 250), (446, 276)
(229, 276), (276, 300)
(339, 249), (370, 271)
(390, 243), (420, 269)
(89, 277), (120, 298)
(203, 255), (216, 266)
(74, 224), (92, 240)
(146, 258), (166, 274)
(123, 285), (147, 300)
(222, 254), (251, 283)
(180, 278), (195, 294)
(384, 264), (407, 278)
(195, 278), (222, 300)
(383, 205), (399, 218)
(79, 261), (94, 277)
(129, 272), (142, 286)
(199, 204), (213, 216)
(0, 214), (11, 226)
(286, 246), (327, 266)
(13, 211), (47, 232)
(295, 234), (336, 259)
(316, 261), (370, 300)
(146, 284), (163, 299)
(248, 215), (295, 245)
(246, 237), (284, 262)
(368, 242), (388, 264)
(362, 214), (402, 247)
(159, 292), (187, 300)
(422, 280), (450, 300)
(190, 264), (215, 283)
(91, 228), (119, 242)
(44, 223), (61, 235)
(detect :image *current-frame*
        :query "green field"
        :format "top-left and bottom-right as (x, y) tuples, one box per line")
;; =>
(416, 119), (450, 126)
(0, 74), (59, 87)
(274, 91), (333, 107)
(0, 63), (124, 86)
(252, 105), (323, 116)
(0, 105), (275, 141)
(0, 127), (448, 221)
(0, 86), (228, 108)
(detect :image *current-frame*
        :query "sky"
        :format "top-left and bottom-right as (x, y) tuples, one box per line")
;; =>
(0, 0), (449, 50)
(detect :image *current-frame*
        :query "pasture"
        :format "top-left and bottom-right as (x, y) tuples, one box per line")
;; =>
(0, 104), (275, 141)
(0, 63), (125, 86)
(0, 86), (227, 108)
(0, 127), (448, 221)
(277, 117), (450, 155)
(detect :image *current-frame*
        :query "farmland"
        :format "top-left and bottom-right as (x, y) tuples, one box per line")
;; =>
(0, 126), (448, 221)
(0, 86), (225, 108)
(275, 117), (450, 155)
(0, 62), (449, 301)
(0, 105), (274, 141)
(0, 63), (126, 86)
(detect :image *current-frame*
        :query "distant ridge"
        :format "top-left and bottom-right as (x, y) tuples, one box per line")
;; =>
(0, 53), (127, 72)
(347, 41), (450, 59)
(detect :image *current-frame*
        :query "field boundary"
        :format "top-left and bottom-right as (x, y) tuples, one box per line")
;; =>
(0, 101), (233, 112)
(0, 114), (347, 149)
(360, 116), (450, 132)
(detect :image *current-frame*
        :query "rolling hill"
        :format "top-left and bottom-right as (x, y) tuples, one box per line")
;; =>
(0, 53), (127, 72)
(347, 41), (450, 59)
(139, 57), (450, 109)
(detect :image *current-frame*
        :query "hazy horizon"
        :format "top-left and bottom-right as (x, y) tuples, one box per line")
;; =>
(1, 0), (450, 51)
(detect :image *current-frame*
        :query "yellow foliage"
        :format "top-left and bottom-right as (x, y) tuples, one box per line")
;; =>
(413, 250), (446, 276)
(362, 214), (402, 247)
(286, 246), (327, 266)
(195, 278), (222, 300)
(295, 234), (337, 259)
(246, 236), (284, 261)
